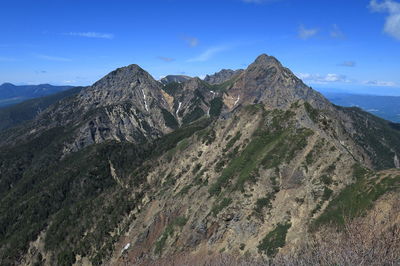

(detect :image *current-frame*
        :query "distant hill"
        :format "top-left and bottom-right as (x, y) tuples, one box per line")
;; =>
(0, 83), (73, 107)
(322, 92), (400, 123)
(0, 86), (83, 131)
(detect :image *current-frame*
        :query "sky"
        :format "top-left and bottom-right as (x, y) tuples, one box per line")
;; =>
(1, 0), (400, 95)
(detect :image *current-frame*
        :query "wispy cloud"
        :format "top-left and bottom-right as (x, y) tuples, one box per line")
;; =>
(65, 32), (114, 39)
(157, 56), (175, 62)
(35, 54), (72, 62)
(369, 0), (400, 40)
(62, 80), (77, 84)
(339, 61), (356, 67)
(364, 80), (397, 86)
(187, 46), (228, 62)
(330, 24), (345, 39)
(298, 73), (349, 84)
(182, 35), (199, 47)
(298, 25), (318, 40)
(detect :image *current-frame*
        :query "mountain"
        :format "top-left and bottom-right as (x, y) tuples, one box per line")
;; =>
(322, 92), (400, 123)
(204, 69), (244, 85)
(0, 54), (399, 266)
(160, 75), (192, 85)
(0, 83), (73, 107)
(0, 86), (83, 131)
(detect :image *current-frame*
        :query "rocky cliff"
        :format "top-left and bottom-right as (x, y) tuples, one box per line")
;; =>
(0, 54), (399, 266)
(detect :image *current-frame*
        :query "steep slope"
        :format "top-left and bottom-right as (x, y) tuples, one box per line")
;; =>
(0, 64), (178, 152)
(220, 54), (329, 110)
(161, 78), (223, 125)
(0, 54), (399, 266)
(107, 101), (400, 265)
(204, 69), (244, 85)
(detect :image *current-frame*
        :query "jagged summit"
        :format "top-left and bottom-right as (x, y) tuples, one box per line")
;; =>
(252, 53), (282, 67)
(204, 68), (244, 85)
(160, 75), (191, 85)
(90, 64), (154, 91)
(219, 53), (328, 110)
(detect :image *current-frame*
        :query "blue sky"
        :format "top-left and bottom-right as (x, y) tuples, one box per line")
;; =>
(1, 0), (400, 95)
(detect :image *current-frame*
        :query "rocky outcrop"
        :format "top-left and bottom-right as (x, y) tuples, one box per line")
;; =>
(223, 54), (330, 110)
(204, 69), (243, 85)
(160, 75), (192, 85)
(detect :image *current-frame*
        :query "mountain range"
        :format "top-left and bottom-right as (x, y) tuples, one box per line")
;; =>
(0, 54), (399, 266)
(0, 83), (73, 107)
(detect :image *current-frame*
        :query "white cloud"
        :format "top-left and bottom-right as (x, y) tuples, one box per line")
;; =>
(187, 46), (228, 62)
(62, 80), (76, 84)
(330, 24), (345, 39)
(35, 54), (72, 62)
(369, 0), (400, 40)
(298, 73), (349, 84)
(298, 25), (318, 40)
(182, 35), (199, 47)
(65, 32), (114, 39)
(364, 80), (397, 86)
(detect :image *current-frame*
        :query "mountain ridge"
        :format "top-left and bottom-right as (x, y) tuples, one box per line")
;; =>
(0, 53), (399, 266)
(0, 83), (73, 107)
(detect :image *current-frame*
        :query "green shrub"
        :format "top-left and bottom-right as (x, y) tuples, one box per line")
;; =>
(209, 97), (223, 117)
(322, 187), (333, 201)
(320, 175), (333, 185)
(161, 108), (179, 129)
(223, 132), (241, 152)
(304, 102), (319, 122)
(211, 197), (232, 216)
(192, 163), (202, 175)
(254, 195), (274, 214)
(258, 222), (292, 257)
(312, 170), (400, 229)
(182, 107), (205, 124)
(57, 250), (76, 266)
(154, 216), (188, 255)
(178, 184), (193, 196)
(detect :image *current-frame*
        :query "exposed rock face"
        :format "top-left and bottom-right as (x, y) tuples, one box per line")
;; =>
(0, 64), (177, 152)
(204, 69), (244, 85)
(223, 54), (330, 110)
(160, 75), (192, 85)
(1, 53), (400, 266)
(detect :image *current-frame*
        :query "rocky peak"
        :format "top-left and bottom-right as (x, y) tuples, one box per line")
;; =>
(78, 64), (165, 111)
(90, 64), (154, 92)
(160, 75), (192, 85)
(252, 53), (282, 67)
(204, 69), (244, 85)
(223, 54), (330, 110)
